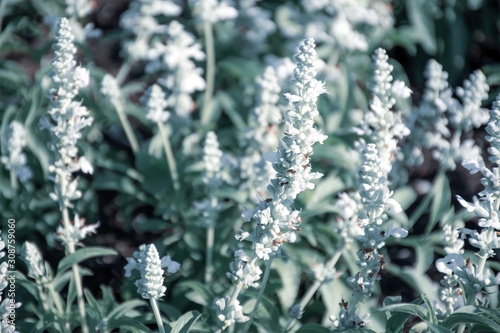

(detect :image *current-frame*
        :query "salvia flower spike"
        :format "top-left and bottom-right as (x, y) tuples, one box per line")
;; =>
(215, 37), (326, 330)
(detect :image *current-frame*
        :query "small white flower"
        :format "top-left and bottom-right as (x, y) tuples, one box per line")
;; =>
(436, 254), (465, 275)
(255, 243), (272, 260)
(78, 156), (93, 174)
(392, 80), (412, 99)
(56, 214), (100, 247)
(74, 66), (90, 88)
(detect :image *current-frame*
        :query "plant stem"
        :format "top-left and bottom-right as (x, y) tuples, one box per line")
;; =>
(61, 207), (89, 333)
(47, 283), (71, 333)
(151, 298), (166, 333)
(115, 102), (139, 153)
(9, 170), (17, 191)
(116, 60), (132, 86)
(283, 249), (343, 332)
(242, 258), (274, 333)
(157, 122), (180, 191)
(205, 197), (216, 283)
(201, 20), (215, 127)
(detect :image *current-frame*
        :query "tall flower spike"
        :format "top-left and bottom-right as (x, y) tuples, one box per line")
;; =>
(22, 242), (47, 282)
(354, 48), (410, 179)
(217, 38), (326, 330)
(43, 17), (93, 208)
(124, 244), (180, 299)
(120, 0), (182, 60)
(190, 0), (238, 23)
(202, 131), (224, 188)
(146, 20), (206, 118)
(1, 121), (32, 183)
(141, 84), (170, 124)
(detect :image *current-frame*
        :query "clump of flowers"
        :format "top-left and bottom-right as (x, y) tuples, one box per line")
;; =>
(435, 94), (500, 314)
(124, 243), (180, 300)
(1, 120), (32, 186)
(125, 243), (180, 333)
(146, 20), (206, 118)
(330, 144), (408, 330)
(239, 66), (282, 200)
(404, 59), (489, 171)
(120, 0), (182, 61)
(353, 48), (411, 178)
(190, 0), (238, 23)
(214, 37), (327, 330)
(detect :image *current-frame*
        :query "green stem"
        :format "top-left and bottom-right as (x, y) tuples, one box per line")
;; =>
(201, 20), (215, 127)
(157, 122), (180, 191)
(477, 254), (488, 277)
(283, 249), (343, 332)
(9, 170), (17, 191)
(205, 197), (216, 283)
(151, 298), (166, 333)
(115, 101), (139, 153)
(242, 258), (274, 333)
(116, 60), (132, 86)
(48, 283), (71, 333)
(62, 207), (89, 333)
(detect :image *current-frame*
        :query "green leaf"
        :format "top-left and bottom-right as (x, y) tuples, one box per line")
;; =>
(108, 300), (147, 320)
(421, 294), (437, 324)
(384, 297), (422, 333)
(84, 289), (103, 321)
(57, 247), (118, 273)
(307, 175), (344, 207)
(216, 91), (246, 131)
(427, 172), (451, 234)
(273, 259), (300, 311)
(177, 281), (213, 307)
(170, 311), (202, 333)
(296, 324), (330, 332)
(107, 317), (151, 333)
(425, 322), (453, 333)
(377, 303), (428, 321)
(443, 306), (500, 331)
(392, 186), (418, 211)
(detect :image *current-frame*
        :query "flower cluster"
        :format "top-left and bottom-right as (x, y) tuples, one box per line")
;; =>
(41, 18), (93, 206)
(1, 121), (32, 183)
(40, 18), (99, 249)
(278, 0), (393, 54)
(124, 244), (180, 300)
(353, 48), (410, 178)
(330, 144), (407, 330)
(146, 20), (206, 118)
(56, 214), (99, 249)
(22, 241), (48, 284)
(233, 0), (276, 54)
(435, 95), (500, 311)
(141, 84), (170, 124)
(190, 0), (238, 23)
(240, 66), (281, 200)
(120, 0), (182, 60)
(333, 192), (364, 247)
(202, 131), (224, 188)
(215, 37), (326, 330)
(101, 74), (121, 106)
(404, 59), (489, 170)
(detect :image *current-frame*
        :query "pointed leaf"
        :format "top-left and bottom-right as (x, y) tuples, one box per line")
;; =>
(57, 247), (118, 273)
